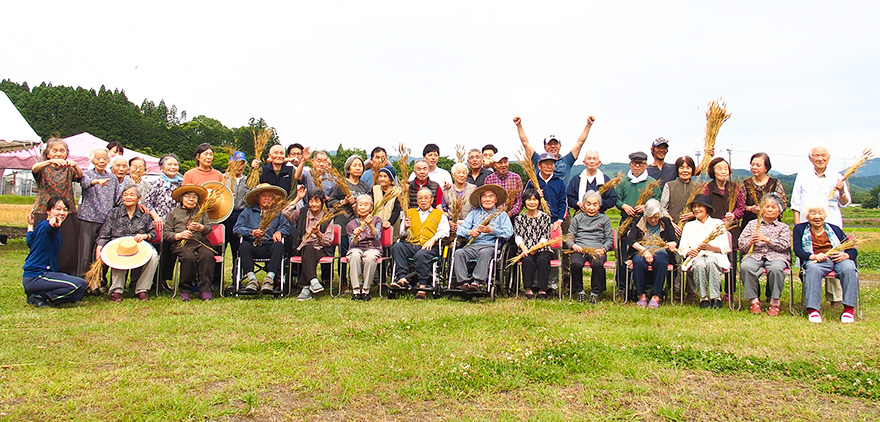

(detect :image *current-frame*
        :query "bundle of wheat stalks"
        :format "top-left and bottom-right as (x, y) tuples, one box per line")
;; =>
(448, 194), (467, 223)
(727, 180), (740, 213)
(824, 236), (864, 256)
(83, 259), (104, 291)
(618, 179), (662, 234)
(222, 143), (244, 186)
(829, 148), (874, 199)
(246, 129), (273, 188)
(180, 189), (222, 246)
(465, 208), (505, 246)
(301, 206), (345, 245)
(696, 99), (732, 175)
(504, 187), (519, 212)
(327, 166), (352, 197)
(744, 180), (759, 207)
(682, 221), (736, 267)
(130, 165), (145, 184)
(455, 144), (467, 163)
(515, 150), (550, 214)
(642, 233), (672, 253)
(507, 233), (572, 267)
(677, 183), (706, 231)
(354, 188), (400, 242)
(746, 207), (764, 256)
(396, 144), (411, 212)
(253, 196), (287, 246)
(598, 173), (623, 194)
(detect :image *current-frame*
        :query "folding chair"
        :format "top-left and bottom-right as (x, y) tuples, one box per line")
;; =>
(204, 225), (227, 297)
(624, 258), (675, 304)
(234, 236), (287, 297)
(288, 224), (341, 296)
(682, 232), (733, 307)
(339, 225), (391, 298)
(508, 228), (563, 299)
(374, 226), (394, 296)
(791, 270), (862, 319)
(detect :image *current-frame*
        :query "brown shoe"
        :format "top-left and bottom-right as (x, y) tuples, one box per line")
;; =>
(136, 292), (149, 301)
(415, 291), (427, 300)
(767, 305), (780, 316)
(110, 292), (123, 302)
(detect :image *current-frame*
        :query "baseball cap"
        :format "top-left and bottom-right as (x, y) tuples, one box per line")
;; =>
(652, 137), (669, 147)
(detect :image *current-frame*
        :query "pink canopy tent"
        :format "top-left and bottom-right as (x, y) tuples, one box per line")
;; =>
(0, 132), (161, 174)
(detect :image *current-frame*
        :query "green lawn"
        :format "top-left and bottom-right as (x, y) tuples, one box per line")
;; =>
(2, 238), (880, 421)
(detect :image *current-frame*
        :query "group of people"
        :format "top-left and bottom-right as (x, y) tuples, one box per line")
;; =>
(21, 118), (861, 323)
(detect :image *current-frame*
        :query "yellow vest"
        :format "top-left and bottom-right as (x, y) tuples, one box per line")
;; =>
(408, 208), (442, 245)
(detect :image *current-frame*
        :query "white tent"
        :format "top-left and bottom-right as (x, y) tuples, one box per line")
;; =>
(0, 132), (162, 174)
(0, 91), (41, 153)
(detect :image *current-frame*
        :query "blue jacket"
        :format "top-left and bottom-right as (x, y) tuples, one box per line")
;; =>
(565, 173), (617, 214)
(524, 176), (567, 223)
(234, 205), (291, 243)
(793, 222), (857, 262)
(457, 207), (514, 245)
(23, 220), (61, 278)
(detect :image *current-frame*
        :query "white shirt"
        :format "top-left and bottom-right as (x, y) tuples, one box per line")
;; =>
(790, 168), (849, 227)
(409, 167), (453, 187)
(679, 217), (731, 270)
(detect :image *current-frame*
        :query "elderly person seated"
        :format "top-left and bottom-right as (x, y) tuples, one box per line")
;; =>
(738, 193), (791, 316)
(453, 185), (513, 291)
(793, 202), (859, 323)
(95, 183), (159, 302)
(513, 188), (554, 300)
(679, 194), (731, 309)
(286, 188), (333, 301)
(346, 195), (384, 301)
(567, 191), (614, 304)
(164, 185), (215, 301)
(390, 188), (450, 300)
(22, 197), (88, 308)
(233, 183), (291, 295)
(625, 198), (678, 308)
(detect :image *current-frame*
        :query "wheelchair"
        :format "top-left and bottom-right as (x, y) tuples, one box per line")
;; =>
(445, 236), (507, 301)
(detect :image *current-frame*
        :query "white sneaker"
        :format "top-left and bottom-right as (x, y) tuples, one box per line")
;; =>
(841, 312), (855, 324)
(297, 288), (313, 301)
(309, 278), (325, 293)
(808, 311), (823, 323)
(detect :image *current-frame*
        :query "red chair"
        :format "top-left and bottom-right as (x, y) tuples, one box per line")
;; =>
(339, 225), (392, 298)
(205, 225), (226, 296)
(288, 224), (341, 296)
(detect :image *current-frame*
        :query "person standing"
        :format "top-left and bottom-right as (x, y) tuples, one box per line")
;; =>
(252, 144), (294, 194)
(513, 115), (596, 180)
(466, 149), (492, 185)
(790, 146), (851, 307)
(647, 137), (676, 186)
(183, 143), (223, 185)
(567, 150), (618, 214)
(360, 147), (389, 186)
(484, 155), (523, 218)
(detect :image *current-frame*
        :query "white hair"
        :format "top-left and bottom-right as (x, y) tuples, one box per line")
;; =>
(582, 190), (601, 204)
(89, 148), (109, 162)
(451, 162), (468, 174)
(802, 199), (828, 217)
(643, 198), (662, 217)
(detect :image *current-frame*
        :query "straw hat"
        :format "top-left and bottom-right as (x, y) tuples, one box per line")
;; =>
(171, 184), (208, 204)
(101, 237), (155, 270)
(245, 183), (286, 207)
(469, 184), (507, 209)
(202, 181), (234, 223)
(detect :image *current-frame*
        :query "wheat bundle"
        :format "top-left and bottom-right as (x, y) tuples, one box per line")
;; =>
(677, 183), (706, 231)
(695, 99), (732, 175)
(619, 179), (662, 234)
(515, 150), (550, 214)
(563, 246), (600, 256)
(354, 188), (400, 242)
(448, 192), (468, 223)
(83, 259), (104, 291)
(825, 236), (864, 256)
(828, 148), (874, 199)
(465, 208), (504, 246)
(641, 233), (672, 253)
(598, 172), (623, 194)
(726, 180), (740, 213)
(746, 208), (764, 256)
(252, 196), (287, 246)
(504, 187), (519, 213)
(179, 189), (223, 246)
(130, 165), (145, 184)
(744, 180), (760, 207)
(327, 166), (352, 197)
(507, 233), (572, 267)
(682, 221), (736, 267)
(301, 206), (346, 245)
(455, 144), (467, 163)
(246, 128), (272, 188)
(396, 144), (411, 213)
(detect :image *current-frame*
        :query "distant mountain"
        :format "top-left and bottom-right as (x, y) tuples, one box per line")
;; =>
(849, 175), (880, 191)
(857, 158), (880, 177)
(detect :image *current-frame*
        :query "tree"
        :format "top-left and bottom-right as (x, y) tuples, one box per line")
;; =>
(863, 185), (880, 209)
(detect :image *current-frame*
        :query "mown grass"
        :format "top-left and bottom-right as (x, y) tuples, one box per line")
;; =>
(2, 238), (880, 421)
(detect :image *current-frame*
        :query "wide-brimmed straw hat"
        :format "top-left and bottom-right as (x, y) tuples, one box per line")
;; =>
(101, 237), (155, 270)
(245, 183), (286, 207)
(171, 184), (208, 204)
(202, 181), (234, 223)
(469, 184), (508, 209)
(689, 194), (715, 215)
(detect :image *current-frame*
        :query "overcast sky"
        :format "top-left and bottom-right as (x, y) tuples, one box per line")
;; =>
(3, 1), (878, 174)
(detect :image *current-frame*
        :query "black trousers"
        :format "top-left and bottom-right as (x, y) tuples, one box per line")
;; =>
(172, 243), (215, 293)
(521, 250), (552, 290)
(239, 241), (284, 279)
(299, 246), (330, 284)
(571, 252), (607, 294)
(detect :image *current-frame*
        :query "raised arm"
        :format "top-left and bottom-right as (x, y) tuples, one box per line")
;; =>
(568, 116), (596, 160)
(513, 116), (535, 159)
(294, 146), (312, 181)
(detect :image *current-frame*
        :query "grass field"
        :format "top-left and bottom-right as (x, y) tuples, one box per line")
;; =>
(2, 238), (880, 421)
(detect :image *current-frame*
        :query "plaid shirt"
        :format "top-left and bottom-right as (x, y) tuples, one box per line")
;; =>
(485, 171), (523, 216)
(738, 218), (791, 265)
(96, 206), (157, 247)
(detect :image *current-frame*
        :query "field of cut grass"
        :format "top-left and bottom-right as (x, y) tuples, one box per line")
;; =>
(1, 238), (879, 421)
